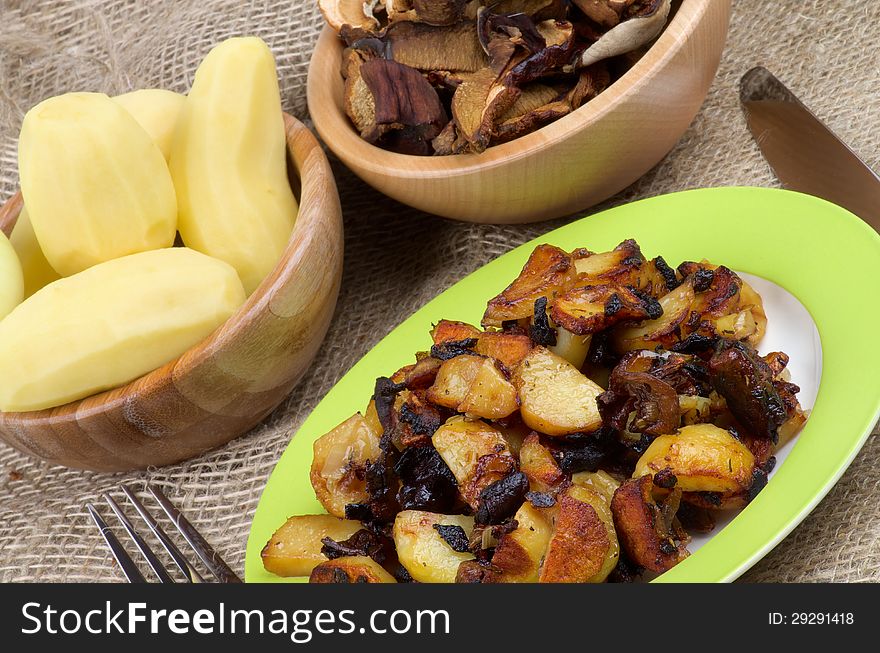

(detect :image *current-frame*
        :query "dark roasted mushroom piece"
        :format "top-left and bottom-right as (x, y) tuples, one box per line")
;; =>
(708, 339), (787, 442)
(597, 355), (680, 437)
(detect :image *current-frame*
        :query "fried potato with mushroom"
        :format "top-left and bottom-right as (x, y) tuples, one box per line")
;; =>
(611, 475), (689, 573)
(539, 485), (618, 583)
(427, 354), (518, 419)
(310, 413), (382, 518)
(483, 245), (577, 327)
(266, 237), (809, 584)
(393, 511), (475, 583)
(468, 501), (554, 583)
(262, 515), (364, 577)
(432, 417), (517, 509)
(519, 432), (566, 493)
(514, 346), (604, 436)
(310, 556), (397, 583)
(633, 424), (756, 496)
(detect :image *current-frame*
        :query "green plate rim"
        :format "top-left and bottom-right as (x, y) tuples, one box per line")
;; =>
(245, 187), (880, 583)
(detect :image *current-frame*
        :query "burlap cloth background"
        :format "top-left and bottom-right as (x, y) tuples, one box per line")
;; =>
(0, 0), (877, 583)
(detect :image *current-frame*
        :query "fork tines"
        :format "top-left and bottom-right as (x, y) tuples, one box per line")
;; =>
(86, 484), (241, 584)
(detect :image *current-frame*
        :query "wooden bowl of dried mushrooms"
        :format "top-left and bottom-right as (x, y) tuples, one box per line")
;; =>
(308, 0), (731, 223)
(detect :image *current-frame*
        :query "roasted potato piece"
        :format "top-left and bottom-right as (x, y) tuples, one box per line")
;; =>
(494, 415), (531, 456)
(431, 319), (481, 345)
(682, 259), (766, 346)
(432, 417), (516, 509)
(483, 244), (577, 327)
(262, 515), (363, 578)
(550, 283), (661, 336)
(612, 278), (695, 353)
(611, 475), (689, 573)
(457, 358), (519, 419)
(426, 354), (483, 409)
(427, 355), (518, 419)
(364, 399), (383, 435)
(474, 331), (533, 370)
(519, 432), (566, 493)
(486, 501), (554, 583)
(309, 556), (397, 583)
(393, 511), (475, 583)
(310, 413), (382, 518)
(514, 346), (604, 436)
(571, 239), (642, 284)
(539, 485), (618, 583)
(634, 424), (756, 495)
(678, 394), (712, 426)
(547, 326), (591, 369)
(738, 279), (767, 346)
(571, 470), (620, 504)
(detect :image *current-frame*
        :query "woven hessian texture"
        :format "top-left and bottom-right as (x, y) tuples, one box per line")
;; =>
(0, 0), (878, 582)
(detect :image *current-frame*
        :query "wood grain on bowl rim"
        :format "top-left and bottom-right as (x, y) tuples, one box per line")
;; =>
(307, 0), (731, 223)
(0, 114), (344, 472)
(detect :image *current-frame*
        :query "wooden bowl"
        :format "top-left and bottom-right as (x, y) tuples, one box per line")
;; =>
(0, 114), (343, 472)
(308, 0), (731, 223)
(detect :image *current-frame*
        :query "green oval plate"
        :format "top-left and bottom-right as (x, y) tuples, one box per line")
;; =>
(245, 187), (880, 583)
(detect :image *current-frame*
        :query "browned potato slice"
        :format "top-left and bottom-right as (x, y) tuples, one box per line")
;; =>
(611, 475), (689, 573)
(514, 346), (604, 436)
(738, 279), (767, 346)
(458, 358), (519, 419)
(427, 355), (518, 419)
(431, 319), (481, 344)
(633, 424), (756, 495)
(571, 239), (644, 285)
(364, 399), (382, 435)
(310, 413), (382, 518)
(486, 501), (553, 583)
(483, 244), (577, 327)
(612, 278), (695, 353)
(494, 415), (531, 456)
(538, 485), (617, 583)
(432, 416), (516, 508)
(393, 511), (475, 583)
(571, 470), (620, 505)
(426, 354), (483, 409)
(550, 283), (661, 336)
(681, 259), (767, 346)
(474, 331), (533, 370)
(309, 556), (397, 583)
(678, 394), (712, 426)
(547, 326), (591, 369)
(262, 515), (364, 577)
(519, 432), (565, 493)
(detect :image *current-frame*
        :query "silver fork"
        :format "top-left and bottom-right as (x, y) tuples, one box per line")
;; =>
(86, 484), (242, 583)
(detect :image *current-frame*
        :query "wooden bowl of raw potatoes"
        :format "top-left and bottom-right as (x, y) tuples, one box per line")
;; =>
(0, 114), (343, 472)
(308, 0), (731, 223)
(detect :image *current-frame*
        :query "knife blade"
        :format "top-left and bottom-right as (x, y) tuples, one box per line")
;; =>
(740, 65), (880, 232)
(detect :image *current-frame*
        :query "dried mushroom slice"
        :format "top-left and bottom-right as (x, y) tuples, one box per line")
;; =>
(386, 21), (487, 72)
(345, 58), (449, 155)
(492, 64), (610, 143)
(319, 0), (384, 32)
(578, 0), (671, 67)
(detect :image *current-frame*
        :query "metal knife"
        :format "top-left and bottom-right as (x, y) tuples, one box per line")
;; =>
(740, 65), (880, 233)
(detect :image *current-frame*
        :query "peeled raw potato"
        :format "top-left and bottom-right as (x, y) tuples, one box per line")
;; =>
(170, 37), (298, 294)
(0, 248), (245, 412)
(18, 92), (177, 276)
(113, 89), (186, 161)
(0, 231), (24, 320)
(9, 207), (61, 298)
